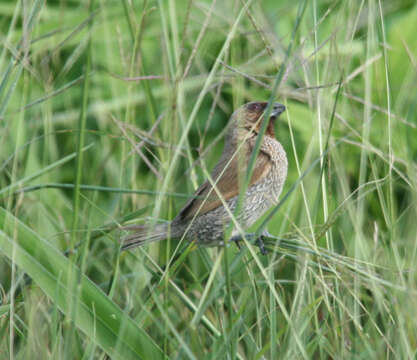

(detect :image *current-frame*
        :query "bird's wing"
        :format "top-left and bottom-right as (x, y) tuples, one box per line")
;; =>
(176, 147), (272, 221)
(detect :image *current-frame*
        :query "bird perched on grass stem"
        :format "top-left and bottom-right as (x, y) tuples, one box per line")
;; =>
(122, 101), (287, 253)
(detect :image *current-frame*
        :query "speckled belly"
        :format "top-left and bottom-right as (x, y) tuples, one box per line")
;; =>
(183, 164), (286, 246)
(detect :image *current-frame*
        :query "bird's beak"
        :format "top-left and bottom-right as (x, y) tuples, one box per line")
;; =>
(270, 103), (286, 118)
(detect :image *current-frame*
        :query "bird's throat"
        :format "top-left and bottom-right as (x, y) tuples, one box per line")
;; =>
(266, 118), (276, 138)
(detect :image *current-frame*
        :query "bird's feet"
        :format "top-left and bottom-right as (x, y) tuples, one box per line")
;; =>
(255, 237), (267, 255)
(230, 230), (273, 255)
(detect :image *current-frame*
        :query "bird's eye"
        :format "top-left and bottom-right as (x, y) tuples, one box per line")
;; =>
(249, 103), (262, 111)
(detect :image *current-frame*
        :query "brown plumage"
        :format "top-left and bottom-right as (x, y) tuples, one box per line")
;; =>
(122, 101), (287, 250)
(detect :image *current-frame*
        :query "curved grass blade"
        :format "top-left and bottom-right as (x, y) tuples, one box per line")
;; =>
(0, 207), (165, 360)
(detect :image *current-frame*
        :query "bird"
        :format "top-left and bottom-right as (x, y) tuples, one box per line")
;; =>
(122, 101), (288, 253)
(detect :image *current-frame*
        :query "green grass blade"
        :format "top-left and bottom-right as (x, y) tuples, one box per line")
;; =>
(0, 143), (94, 197)
(0, 207), (165, 360)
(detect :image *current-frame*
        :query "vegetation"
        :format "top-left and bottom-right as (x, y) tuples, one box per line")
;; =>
(1, 0), (417, 358)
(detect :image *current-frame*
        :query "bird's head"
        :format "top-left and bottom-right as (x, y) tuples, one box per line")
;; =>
(232, 101), (286, 138)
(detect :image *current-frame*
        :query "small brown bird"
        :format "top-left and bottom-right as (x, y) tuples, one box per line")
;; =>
(122, 101), (287, 251)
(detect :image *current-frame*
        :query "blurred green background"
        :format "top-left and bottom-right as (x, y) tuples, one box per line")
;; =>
(1, 0), (417, 359)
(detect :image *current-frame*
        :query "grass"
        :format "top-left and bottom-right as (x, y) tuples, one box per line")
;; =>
(1, 0), (417, 358)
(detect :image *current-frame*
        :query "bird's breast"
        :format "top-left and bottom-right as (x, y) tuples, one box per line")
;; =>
(268, 139), (288, 201)
(239, 138), (287, 227)
(260, 136), (287, 198)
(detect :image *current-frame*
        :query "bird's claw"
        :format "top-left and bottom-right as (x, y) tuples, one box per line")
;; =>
(260, 229), (273, 239)
(230, 234), (246, 251)
(230, 231), (270, 255)
(257, 230), (274, 255)
(255, 237), (267, 255)
(233, 238), (242, 251)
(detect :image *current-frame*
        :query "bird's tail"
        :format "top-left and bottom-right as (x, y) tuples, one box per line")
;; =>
(121, 222), (173, 250)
